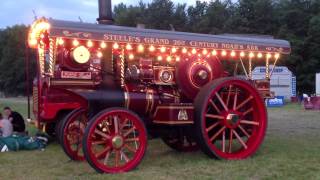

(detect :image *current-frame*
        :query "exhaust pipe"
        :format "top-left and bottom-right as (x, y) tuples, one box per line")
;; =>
(97, 0), (114, 25)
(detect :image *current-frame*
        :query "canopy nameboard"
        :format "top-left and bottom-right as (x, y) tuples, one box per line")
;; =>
(47, 19), (291, 54)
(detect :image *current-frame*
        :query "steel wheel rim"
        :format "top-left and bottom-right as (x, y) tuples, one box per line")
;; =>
(63, 109), (87, 161)
(202, 79), (267, 159)
(85, 110), (147, 173)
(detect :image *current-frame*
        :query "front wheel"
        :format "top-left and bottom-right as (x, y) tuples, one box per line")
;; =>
(83, 108), (147, 173)
(194, 77), (267, 159)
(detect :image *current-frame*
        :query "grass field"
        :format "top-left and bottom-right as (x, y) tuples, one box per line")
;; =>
(0, 98), (320, 180)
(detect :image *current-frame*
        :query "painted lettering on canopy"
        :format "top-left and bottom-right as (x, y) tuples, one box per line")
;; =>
(54, 29), (289, 53)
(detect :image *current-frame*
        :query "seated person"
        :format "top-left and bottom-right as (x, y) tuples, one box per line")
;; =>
(3, 107), (25, 133)
(0, 113), (13, 137)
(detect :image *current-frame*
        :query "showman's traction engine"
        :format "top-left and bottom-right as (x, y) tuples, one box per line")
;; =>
(28, 0), (291, 173)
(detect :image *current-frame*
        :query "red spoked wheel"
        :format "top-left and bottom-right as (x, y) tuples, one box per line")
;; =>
(60, 108), (87, 161)
(83, 108), (147, 173)
(162, 135), (198, 152)
(194, 77), (267, 159)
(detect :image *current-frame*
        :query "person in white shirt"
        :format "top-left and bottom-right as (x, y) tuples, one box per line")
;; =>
(0, 113), (13, 137)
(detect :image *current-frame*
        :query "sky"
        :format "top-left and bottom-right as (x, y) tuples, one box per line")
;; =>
(0, 0), (211, 28)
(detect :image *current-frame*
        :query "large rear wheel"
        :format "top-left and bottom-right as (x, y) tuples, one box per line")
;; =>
(194, 77), (267, 159)
(83, 108), (147, 173)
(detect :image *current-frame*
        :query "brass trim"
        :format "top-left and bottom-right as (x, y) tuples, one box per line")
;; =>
(50, 80), (98, 86)
(153, 120), (194, 125)
(153, 105), (194, 118)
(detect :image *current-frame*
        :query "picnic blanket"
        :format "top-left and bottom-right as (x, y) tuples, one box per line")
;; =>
(0, 134), (48, 152)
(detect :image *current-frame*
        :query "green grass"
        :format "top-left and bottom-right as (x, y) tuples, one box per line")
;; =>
(0, 98), (320, 180)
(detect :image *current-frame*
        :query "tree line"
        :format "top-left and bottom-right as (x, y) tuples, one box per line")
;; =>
(0, 0), (319, 96)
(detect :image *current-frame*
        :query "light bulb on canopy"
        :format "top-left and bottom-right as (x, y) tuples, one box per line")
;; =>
(221, 50), (227, 56)
(57, 38), (64, 45)
(230, 51), (236, 57)
(73, 39), (79, 46)
(126, 44), (133, 50)
(100, 42), (107, 48)
(249, 52), (255, 58)
(97, 51), (103, 58)
(240, 51), (245, 57)
(211, 50), (217, 56)
(149, 45), (155, 52)
(202, 49), (208, 55)
(266, 53), (272, 59)
(160, 46), (166, 53)
(87, 41), (94, 48)
(166, 56), (172, 62)
(137, 44), (144, 52)
(113, 43), (119, 49)
(129, 54), (134, 60)
(182, 48), (188, 54)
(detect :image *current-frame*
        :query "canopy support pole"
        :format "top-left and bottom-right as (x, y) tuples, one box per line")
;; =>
(270, 57), (280, 78)
(239, 58), (249, 79)
(248, 58), (252, 80)
(266, 57), (270, 80)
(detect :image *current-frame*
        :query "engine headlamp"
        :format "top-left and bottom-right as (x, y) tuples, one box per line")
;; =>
(72, 46), (90, 64)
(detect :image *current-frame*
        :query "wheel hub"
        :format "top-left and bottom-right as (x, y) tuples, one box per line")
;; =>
(112, 135), (124, 149)
(226, 113), (240, 126)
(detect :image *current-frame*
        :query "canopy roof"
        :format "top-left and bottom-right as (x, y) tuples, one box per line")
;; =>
(42, 18), (291, 54)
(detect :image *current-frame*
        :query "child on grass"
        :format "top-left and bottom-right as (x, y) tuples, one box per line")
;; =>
(0, 113), (13, 137)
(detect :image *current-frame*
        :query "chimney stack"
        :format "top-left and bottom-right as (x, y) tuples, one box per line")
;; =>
(97, 0), (114, 25)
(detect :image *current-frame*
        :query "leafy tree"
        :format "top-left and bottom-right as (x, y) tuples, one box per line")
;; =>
(144, 0), (175, 30)
(187, 1), (208, 33)
(114, 2), (146, 27)
(0, 25), (36, 96)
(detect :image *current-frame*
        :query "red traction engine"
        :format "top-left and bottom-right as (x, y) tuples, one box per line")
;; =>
(28, 15), (291, 173)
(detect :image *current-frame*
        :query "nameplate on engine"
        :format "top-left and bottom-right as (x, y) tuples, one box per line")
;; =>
(61, 71), (91, 79)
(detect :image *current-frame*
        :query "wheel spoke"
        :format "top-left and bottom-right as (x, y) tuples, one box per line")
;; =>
(240, 120), (259, 126)
(206, 122), (220, 132)
(91, 140), (107, 145)
(96, 146), (111, 159)
(103, 151), (111, 165)
(120, 118), (129, 130)
(115, 150), (120, 167)
(222, 130), (226, 153)
(215, 92), (229, 111)
(123, 127), (135, 137)
(114, 116), (119, 134)
(233, 88), (238, 110)
(238, 125), (250, 138)
(205, 114), (224, 120)
(226, 85), (232, 107)
(236, 96), (253, 110)
(95, 129), (111, 139)
(243, 107), (254, 116)
(209, 100), (221, 114)
(125, 137), (140, 142)
(124, 144), (137, 153)
(120, 150), (130, 163)
(232, 130), (248, 149)
(228, 130), (233, 153)
(210, 126), (226, 142)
